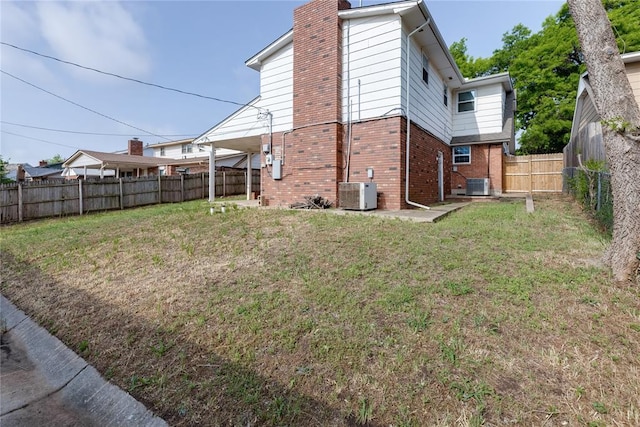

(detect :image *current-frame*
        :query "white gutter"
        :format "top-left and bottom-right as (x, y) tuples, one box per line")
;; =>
(405, 19), (431, 210)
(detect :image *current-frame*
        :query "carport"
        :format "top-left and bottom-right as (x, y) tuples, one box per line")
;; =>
(62, 150), (164, 179)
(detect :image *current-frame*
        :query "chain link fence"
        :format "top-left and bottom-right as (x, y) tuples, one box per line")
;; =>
(563, 167), (613, 234)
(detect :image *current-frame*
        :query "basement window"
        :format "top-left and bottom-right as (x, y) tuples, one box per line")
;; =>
(453, 146), (471, 164)
(457, 90), (476, 113)
(422, 53), (429, 85)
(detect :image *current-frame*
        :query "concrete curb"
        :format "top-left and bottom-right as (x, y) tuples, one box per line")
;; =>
(1, 295), (167, 427)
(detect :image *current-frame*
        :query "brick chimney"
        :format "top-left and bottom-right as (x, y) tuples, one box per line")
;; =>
(16, 165), (25, 181)
(39, 160), (48, 167)
(128, 138), (143, 156)
(293, 0), (351, 127)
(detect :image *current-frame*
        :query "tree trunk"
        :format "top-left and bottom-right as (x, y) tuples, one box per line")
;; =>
(567, 0), (640, 283)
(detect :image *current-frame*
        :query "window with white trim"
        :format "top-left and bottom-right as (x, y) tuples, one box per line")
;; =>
(160, 147), (165, 156)
(181, 143), (193, 154)
(457, 90), (475, 113)
(422, 53), (429, 85)
(453, 146), (471, 164)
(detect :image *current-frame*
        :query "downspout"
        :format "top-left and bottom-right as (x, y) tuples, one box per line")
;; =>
(345, 19), (351, 182)
(405, 18), (431, 209)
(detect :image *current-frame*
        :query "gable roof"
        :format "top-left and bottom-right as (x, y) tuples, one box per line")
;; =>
(245, 0), (466, 87)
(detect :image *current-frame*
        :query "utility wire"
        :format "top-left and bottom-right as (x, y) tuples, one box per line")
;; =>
(0, 69), (172, 141)
(1, 130), (80, 150)
(1, 41), (258, 109)
(0, 120), (196, 138)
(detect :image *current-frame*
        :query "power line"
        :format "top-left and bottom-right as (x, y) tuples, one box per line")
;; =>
(0, 69), (172, 141)
(1, 130), (81, 150)
(0, 120), (196, 138)
(1, 41), (258, 110)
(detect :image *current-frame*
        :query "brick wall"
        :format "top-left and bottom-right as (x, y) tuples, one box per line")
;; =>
(451, 144), (503, 195)
(346, 117), (402, 210)
(403, 119), (452, 209)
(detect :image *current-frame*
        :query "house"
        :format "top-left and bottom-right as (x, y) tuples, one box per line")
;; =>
(565, 51), (640, 169)
(193, 0), (515, 208)
(62, 139), (163, 179)
(147, 138), (261, 175)
(7, 161), (65, 182)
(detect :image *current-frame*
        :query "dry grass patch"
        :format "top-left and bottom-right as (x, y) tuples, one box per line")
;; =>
(1, 196), (639, 426)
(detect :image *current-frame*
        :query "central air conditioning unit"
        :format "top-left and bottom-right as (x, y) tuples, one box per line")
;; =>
(466, 178), (490, 196)
(339, 182), (377, 210)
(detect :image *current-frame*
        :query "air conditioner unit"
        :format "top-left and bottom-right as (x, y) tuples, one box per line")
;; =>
(339, 182), (377, 210)
(466, 178), (490, 196)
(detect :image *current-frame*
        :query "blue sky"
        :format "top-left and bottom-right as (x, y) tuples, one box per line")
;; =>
(1, 0), (563, 165)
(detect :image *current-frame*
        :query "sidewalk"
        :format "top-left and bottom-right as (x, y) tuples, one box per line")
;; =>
(0, 295), (167, 427)
(324, 202), (469, 223)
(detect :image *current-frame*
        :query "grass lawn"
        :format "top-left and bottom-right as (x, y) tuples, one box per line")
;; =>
(1, 196), (639, 426)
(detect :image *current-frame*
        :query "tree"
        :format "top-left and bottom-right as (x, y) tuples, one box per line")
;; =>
(46, 154), (65, 164)
(450, 1), (640, 155)
(0, 156), (12, 183)
(567, 0), (640, 283)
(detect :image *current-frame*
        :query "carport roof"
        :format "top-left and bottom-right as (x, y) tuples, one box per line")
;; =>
(63, 150), (165, 170)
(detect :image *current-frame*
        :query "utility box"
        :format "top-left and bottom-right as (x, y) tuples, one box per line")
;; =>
(272, 160), (282, 180)
(466, 178), (490, 196)
(339, 182), (377, 210)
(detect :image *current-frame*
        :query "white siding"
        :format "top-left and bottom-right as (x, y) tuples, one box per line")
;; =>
(69, 154), (101, 167)
(205, 44), (293, 142)
(342, 15), (403, 121)
(400, 26), (453, 143)
(627, 62), (640, 104)
(259, 43), (293, 132)
(151, 145), (240, 160)
(452, 83), (504, 137)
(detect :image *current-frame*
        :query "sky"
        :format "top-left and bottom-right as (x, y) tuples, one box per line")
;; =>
(0, 0), (564, 165)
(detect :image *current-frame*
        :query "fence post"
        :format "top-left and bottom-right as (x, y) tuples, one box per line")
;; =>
(158, 174), (162, 204)
(78, 179), (83, 215)
(181, 174), (185, 202)
(223, 171), (226, 197)
(597, 172), (602, 212)
(202, 173), (205, 200)
(119, 178), (124, 209)
(18, 183), (23, 222)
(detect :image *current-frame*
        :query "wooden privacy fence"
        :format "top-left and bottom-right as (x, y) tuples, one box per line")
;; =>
(503, 153), (564, 193)
(0, 170), (260, 224)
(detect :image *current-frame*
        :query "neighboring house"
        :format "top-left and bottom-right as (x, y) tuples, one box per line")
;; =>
(7, 161), (64, 182)
(62, 139), (163, 179)
(565, 51), (640, 169)
(147, 138), (260, 175)
(193, 0), (515, 208)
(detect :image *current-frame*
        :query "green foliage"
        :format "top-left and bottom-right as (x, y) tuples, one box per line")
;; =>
(0, 156), (12, 183)
(46, 154), (65, 164)
(450, 1), (640, 154)
(566, 161), (613, 234)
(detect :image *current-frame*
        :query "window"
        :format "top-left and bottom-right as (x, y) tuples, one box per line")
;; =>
(181, 143), (193, 154)
(422, 53), (429, 85)
(453, 146), (471, 164)
(160, 147), (165, 156)
(457, 90), (475, 112)
(443, 84), (448, 106)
